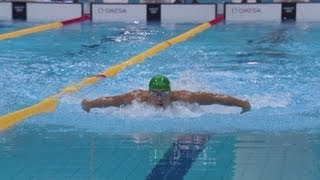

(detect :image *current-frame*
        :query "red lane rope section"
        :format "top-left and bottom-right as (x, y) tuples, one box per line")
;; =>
(209, 15), (224, 25)
(93, 74), (106, 79)
(61, 15), (91, 25)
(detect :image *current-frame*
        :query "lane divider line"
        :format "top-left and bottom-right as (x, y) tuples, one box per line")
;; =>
(0, 15), (90, 41)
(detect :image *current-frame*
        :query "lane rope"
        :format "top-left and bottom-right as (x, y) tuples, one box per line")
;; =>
(0, 15), (90, 41)
(0, 16), (224, 130)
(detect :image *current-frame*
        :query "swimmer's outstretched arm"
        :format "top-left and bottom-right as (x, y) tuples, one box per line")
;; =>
(81, 95), (131, 113)
(81, 93), (137, 113)
(172, 91), (251, 114)
(81, 90), (148, 113)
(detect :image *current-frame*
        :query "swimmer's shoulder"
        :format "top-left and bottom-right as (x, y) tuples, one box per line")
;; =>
(171, 90), (194, 96)
(131, 89), (149, 102)
(171, 90), (194, 101)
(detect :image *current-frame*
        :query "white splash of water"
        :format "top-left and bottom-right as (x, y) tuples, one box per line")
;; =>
(93, 100), (240, 119)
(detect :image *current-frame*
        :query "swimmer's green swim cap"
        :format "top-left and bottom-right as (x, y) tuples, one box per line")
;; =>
(149, 75), (171, 91)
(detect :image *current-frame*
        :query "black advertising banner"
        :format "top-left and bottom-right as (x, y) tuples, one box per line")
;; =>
(12, 2), (27, 20)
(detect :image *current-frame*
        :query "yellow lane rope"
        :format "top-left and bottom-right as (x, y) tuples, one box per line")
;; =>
(0, 22), (63, 41)
(0, 16), (90, 41)
(0, 16), (224, 130)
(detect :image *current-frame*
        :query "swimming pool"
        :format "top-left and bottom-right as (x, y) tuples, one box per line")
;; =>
(1, 20), (320, 179)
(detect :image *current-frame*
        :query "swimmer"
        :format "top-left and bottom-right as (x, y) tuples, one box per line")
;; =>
(81, 75), (251, 113)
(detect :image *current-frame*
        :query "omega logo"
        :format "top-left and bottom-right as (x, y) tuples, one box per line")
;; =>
(149, 7), (159, 14)
(231, 8), (261, 14)
(14, 6), (25, 13)
(97, 8), (127, 14)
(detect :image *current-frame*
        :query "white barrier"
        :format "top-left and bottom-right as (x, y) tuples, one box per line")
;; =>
(91, 4), (217, 23)
(1, 2), (320, 23)
(225, 3), (282, 23)
(296, 3), (320, 22)
(27, 3), (82, 21)
(161, 4), (216, 23)
(92, 4), (147, 22)
(0, 2), (12, 21)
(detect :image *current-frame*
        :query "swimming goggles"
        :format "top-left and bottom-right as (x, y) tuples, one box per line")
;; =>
(149, 91), (170, 97)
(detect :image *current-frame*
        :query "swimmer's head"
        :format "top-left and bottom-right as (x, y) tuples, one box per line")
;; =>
(149, 75), (171, 108)
(149, 75), (171, 92)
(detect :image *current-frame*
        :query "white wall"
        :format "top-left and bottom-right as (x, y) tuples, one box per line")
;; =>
(92, 4), (147, 22)
(0, 2), (12, 21)
(161, 4), (216, 23)
(27, 3), (82, 22)
(296, 3), (320, 22)
(3, 3), (320, 23)
(225, 3), (282, 23)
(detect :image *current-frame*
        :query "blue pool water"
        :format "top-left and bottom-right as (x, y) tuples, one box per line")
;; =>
(1, 21), (320, 179)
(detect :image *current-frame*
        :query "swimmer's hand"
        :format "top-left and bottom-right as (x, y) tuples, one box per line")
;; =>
(81, 99), (91, 113)
(241, 100), (251, 114)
